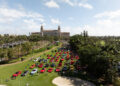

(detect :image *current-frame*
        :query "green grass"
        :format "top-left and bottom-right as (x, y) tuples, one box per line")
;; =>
(0, 46), (61, 86)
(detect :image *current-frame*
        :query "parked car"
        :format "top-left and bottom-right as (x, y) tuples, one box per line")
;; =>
(47, 57), (51, 59)
(44, 63), (49, 67)
(58, 62), (62, 67)
(38, 63), (43, 68)
(55, 59), (59, 62)
(43, 59), (47, 63)
(40, 68), (46, 73)
(38, 59), (43, 62)
(51, 63), (55, 67)
(33, 58), (39, 62)
(21, 70), (29, 76)
(12, 71), (22, 77)
(30, 64), (35, 69)
(55, 68), (61, 72)
(62, 66), (68, 71)
(61, 58), (64, 61)
(70, 65), (74, 71)
(30, 69), (38, 75)
(47, 68), (53, 73)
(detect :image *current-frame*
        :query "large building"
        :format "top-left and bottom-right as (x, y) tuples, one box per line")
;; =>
(31, 26), (70, 38)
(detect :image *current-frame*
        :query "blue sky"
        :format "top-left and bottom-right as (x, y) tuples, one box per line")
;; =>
(0, 0), (120, 36)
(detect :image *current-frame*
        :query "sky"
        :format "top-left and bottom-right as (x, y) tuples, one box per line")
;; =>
(0, 0), (120, 36)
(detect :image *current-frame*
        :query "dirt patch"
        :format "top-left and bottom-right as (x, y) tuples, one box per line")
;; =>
(0, 85), (6, 86)
(52, 76), (95, 86)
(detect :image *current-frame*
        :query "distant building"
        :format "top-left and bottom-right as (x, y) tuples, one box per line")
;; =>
(31, 26), (70, 38)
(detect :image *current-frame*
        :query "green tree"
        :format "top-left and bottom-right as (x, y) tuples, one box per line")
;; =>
(7, 48), (14, 60)
(21, 42), (32, 55)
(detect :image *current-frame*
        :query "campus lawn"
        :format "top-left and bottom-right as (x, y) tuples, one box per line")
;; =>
(0, 47), (60, 86)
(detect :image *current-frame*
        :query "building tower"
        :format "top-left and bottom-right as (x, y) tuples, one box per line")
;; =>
(58, 26), (61, 37)
(41, 25), (43, 36)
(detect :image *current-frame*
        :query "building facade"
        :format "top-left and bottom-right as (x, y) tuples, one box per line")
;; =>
(31, 26), (70, 38)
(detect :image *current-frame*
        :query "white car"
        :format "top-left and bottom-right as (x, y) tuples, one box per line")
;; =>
(33, 57), (40, 62)
(30, 69), (38, 75)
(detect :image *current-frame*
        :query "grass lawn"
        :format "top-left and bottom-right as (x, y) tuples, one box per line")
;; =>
(0, 46), (61, 86)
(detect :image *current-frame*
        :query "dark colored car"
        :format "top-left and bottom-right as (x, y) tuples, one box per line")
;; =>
(38, 59), (43, 62)
(51, 63), (55, 67)
(62, 66), (68, 71)
(21, 70), (29, 76)
(44, 64), (49, 67)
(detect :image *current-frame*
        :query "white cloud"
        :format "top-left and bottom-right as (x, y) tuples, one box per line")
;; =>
(45, 0), (59, 8)
(78, 3), (93, 9)
(94, 10), (120, 19)
(0, 4), (45, 35)
(51, 18), (61, 25)
(0, 7), (26, 23)
(23, 19), (40, 29)
(0, 6), (44, 23)
(63, 10), (120, 36)
(85, 10), (120, 36)
(62, 0), (74, 6)
(0, 8), (26, 18)
(61, 0), (93, 9)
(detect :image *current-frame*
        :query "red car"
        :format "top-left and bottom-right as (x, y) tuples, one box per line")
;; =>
(49, 59), (53, 62)
(58, 63), (62, 67)
(57, 56), (60, 59)
(47, 68), (53, 73)
(47, 57), (51, 59)
(30, 64), (35, 69)
(47, 54), (50, 57)
(55, 59), (59, 62)
(38, 64), (43, 68)
(55, 68), (61, 72)
(77, 65), (81, 70)
(12, 71), (22, 77)
(56, 52), (59, 54)
(40, 68), (46, 73)
(61, 58), (64, 61)
(71, 58), (74, 60)
(75, 56), (79, 60)
(70, 60), (74, 65)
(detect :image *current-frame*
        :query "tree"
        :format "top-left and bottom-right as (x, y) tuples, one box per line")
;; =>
(69, 34), (118, 84)
(21, 42), (32, 55)
(7, 48), (14, 60)
(0, 49), (7, 61)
